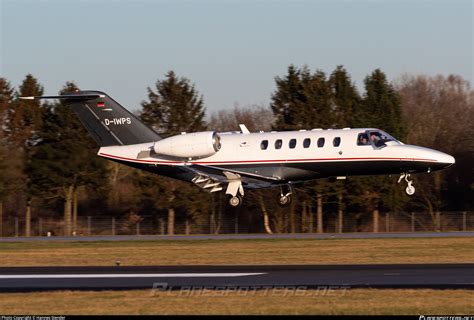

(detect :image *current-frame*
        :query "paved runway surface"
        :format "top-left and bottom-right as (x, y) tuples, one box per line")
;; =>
(0, 264), (472, 292)
(1, 231), (473, 242)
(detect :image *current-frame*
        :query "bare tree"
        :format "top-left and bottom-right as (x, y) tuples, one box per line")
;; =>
(396, 74), (474, 221)
(208, 104), (274, 132)
(396, 74), (473, 152)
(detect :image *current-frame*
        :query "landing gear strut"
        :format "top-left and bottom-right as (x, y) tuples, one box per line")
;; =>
(277, 184), (294, 207)
(398, 173), (415, 196)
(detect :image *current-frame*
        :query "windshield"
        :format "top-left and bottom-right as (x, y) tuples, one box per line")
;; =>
(366, 130), (400, 148)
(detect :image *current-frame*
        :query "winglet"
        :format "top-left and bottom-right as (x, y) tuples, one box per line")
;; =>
(239, 124), (250, 134)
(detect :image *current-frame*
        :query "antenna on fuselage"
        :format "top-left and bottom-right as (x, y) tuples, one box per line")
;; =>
(239, 124), (250, 134)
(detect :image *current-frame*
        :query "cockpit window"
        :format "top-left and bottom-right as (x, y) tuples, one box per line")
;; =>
(357, 133), (370, 146)
(367, 130), (400, 148)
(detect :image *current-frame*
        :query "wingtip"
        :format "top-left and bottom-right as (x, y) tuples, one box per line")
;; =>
(19, 96), (35, 100)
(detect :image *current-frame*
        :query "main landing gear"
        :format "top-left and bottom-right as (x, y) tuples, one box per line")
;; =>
(277, 184), (294, 207)
(224, 172), (244, 208)
(225, 176), (295, 208)
(398, 173), (415, 196)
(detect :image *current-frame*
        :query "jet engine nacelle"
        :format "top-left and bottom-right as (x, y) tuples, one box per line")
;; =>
(153, 131), (221, 159)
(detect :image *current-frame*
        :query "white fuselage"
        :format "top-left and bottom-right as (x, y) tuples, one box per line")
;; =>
(98, 128), (454, 176)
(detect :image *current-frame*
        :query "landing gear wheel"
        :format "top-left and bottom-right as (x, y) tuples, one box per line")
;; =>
(277, 193), (292, 207)
(398, 173), (416, 196)
(228, 195), (242, 207)
(405, 184), (415, 196)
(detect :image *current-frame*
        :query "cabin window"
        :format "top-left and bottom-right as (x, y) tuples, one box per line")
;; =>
(303, 138), (311, 148)
(317, 137), (325, 148)
(357, 133), (370, 146)
(333, 137), (341, 147)
(289, 139), (297, 149)
(260, 140), (268, 150)
(275, 139), (283, 149)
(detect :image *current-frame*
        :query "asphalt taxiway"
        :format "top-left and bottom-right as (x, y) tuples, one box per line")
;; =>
(0, 264), (472, 292)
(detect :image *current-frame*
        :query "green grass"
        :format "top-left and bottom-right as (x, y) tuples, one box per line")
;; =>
(0, 289), (472, 315)
(0, 237), (472, 266)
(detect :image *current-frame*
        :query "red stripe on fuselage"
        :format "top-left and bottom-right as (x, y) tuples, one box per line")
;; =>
(98, 152), (438, 165)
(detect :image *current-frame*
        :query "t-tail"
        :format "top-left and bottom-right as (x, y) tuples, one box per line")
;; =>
(20, 91), (161, 146)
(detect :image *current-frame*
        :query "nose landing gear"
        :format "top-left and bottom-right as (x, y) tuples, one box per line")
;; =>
(277, 184), (294, 207)
(398, 173), (415, 196)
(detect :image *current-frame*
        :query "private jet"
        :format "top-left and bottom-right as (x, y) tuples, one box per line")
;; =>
(21, 91), (455, 207)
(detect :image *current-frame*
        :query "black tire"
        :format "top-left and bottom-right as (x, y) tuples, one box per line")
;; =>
(228, 195), (242, 207)
(277, 194), (292, 207)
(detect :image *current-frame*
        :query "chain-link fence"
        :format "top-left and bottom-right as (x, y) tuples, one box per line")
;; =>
(0, 211), (472, 237)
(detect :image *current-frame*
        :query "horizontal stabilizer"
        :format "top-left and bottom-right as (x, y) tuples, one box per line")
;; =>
(20, 94), (105, 100)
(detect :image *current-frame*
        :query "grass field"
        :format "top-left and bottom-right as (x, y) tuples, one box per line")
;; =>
(0, 237), (473, 315)
(0, 237), (473, 266)
(0, 289), (472, 315)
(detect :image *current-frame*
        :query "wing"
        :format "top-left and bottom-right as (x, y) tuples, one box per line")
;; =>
(188, 163), (281, 190)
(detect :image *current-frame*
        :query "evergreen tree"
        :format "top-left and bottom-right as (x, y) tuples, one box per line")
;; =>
(3, 75), (45, 236)
(0, 78), (13, 231)
(346, 69), (408, 228)
(138, 71), (209, 234)
(271, 66), (334, 130)
(0, 78), (14, 136)
(329, 65), (361, 128)
(0, 78), (13, 184)
(7, 74), (44, 146)
(303, 66), (334, 230)
(271, 65), (308, 130)
(26, 81), (109, 235)
(325, 66), (362, 231)
(141, 71), (206, 137)
(271, 65), (336, 232)
(357, 69), (405, 139)
(304, 70), (334, 128)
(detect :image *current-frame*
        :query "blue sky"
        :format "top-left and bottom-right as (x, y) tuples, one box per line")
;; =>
(1, 0), (472, 114)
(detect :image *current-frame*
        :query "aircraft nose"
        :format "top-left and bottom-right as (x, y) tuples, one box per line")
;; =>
(435, 151), (455, 168)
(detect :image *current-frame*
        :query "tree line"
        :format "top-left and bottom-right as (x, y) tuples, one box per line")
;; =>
(0, 66), (472, 235)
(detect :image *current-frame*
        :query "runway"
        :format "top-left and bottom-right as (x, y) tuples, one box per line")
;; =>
(1, 231), (473, 242)
(0, 264), (472, 292)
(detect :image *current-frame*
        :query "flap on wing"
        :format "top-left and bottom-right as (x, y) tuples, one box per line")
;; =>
(189, 164), (281, 183)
